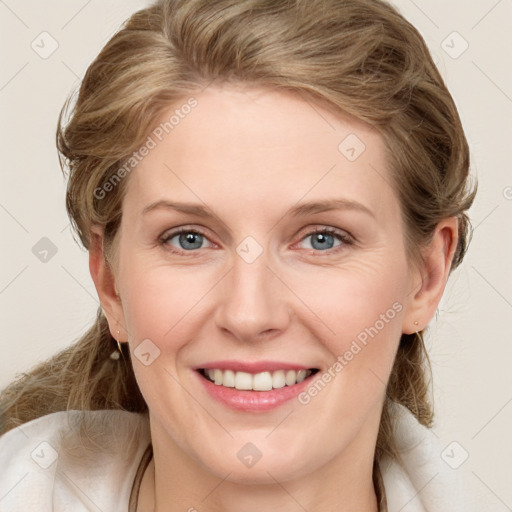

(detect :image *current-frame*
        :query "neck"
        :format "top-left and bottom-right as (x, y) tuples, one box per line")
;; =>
(137, 418), (380, 512)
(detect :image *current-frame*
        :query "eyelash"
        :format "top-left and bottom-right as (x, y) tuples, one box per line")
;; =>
(159, 226), (353, 256)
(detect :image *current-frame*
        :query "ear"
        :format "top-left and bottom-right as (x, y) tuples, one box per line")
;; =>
(89, 225), (128, 342)
(401, 217), (459, 334)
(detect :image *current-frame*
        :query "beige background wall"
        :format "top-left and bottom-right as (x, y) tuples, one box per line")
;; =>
(1, 1), (511, 509)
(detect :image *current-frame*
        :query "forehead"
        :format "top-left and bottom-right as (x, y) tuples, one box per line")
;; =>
(123, 85), (400, 227)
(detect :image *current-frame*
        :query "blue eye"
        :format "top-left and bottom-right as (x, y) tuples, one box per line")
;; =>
(299, 228), (351, 252)
(159, 227), (352, 255)
(305, 232), (337, 250)
(162, 229), (211, 251)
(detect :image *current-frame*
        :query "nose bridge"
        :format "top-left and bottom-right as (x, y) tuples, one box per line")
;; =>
(214, 239), (289, 341)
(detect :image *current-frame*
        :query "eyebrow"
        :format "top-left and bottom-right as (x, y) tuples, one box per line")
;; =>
(142, 198), (374, 220)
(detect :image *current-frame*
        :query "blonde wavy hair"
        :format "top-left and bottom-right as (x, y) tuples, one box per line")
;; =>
(1, 0), (475, 474)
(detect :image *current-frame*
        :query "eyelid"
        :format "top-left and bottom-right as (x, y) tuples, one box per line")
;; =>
(298, 225), (353, 240)
(159, 225), (354, 255)
(160, 225), (208, 240)
(292, 226), (354, 252)
(159, 226), (214, 248)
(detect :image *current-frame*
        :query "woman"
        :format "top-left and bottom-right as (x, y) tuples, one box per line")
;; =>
(0, 0), (478, 510)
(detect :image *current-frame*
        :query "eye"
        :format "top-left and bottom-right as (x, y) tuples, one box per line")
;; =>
(159, 226), (353, 255)
(160, 228), (214, 253)
(297, 227), (352, 253)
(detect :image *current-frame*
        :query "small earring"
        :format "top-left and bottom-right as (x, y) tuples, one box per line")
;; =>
(110, 330), (123, 360)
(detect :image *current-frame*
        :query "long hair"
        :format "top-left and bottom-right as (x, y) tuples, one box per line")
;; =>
(1, 0), (476, 469)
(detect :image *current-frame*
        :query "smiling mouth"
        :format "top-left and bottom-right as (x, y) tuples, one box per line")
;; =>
(197, 368), (320, 391)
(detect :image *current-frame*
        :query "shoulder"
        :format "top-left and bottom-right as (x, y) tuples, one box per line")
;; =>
(0, 409), (151, 511)
(380, 403), (485, 512)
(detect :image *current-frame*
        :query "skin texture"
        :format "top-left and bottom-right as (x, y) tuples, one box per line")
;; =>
(89, 84), (458, 512)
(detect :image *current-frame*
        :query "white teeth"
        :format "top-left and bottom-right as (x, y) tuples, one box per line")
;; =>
(272, 370), (286, 389)
(285, 370), (297, 386)
(203, 368), (314, 390)
(234, 371), (253, 390)
(296, 369), (307, 383)
(223, 369), (235, 388)
(253, 371), (273, 391)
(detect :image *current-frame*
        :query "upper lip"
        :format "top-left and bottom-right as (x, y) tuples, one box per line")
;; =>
(193, 360), (317, 373)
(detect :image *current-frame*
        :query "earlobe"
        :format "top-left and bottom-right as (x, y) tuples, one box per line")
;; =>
(89, 225), (128, 341)
(402, 217), (459, 334)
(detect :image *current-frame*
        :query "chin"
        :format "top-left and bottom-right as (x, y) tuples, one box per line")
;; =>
(197, 443), (321, 485)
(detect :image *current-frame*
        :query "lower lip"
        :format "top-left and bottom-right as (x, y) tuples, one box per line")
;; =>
(193, 370), (318, 412)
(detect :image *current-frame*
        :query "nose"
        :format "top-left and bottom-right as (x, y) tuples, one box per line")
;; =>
(214, 246), (291, 343)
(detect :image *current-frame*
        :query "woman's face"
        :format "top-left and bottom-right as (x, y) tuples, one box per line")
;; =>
(108, 84), (421, 482)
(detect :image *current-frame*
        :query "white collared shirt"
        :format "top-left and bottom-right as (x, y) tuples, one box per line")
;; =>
(0, 406), (491, 511)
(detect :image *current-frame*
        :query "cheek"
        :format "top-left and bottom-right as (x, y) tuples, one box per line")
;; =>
(291, 256), (408, 348)
(290, 258), (407, 411)
(119, 256), (215, 344)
